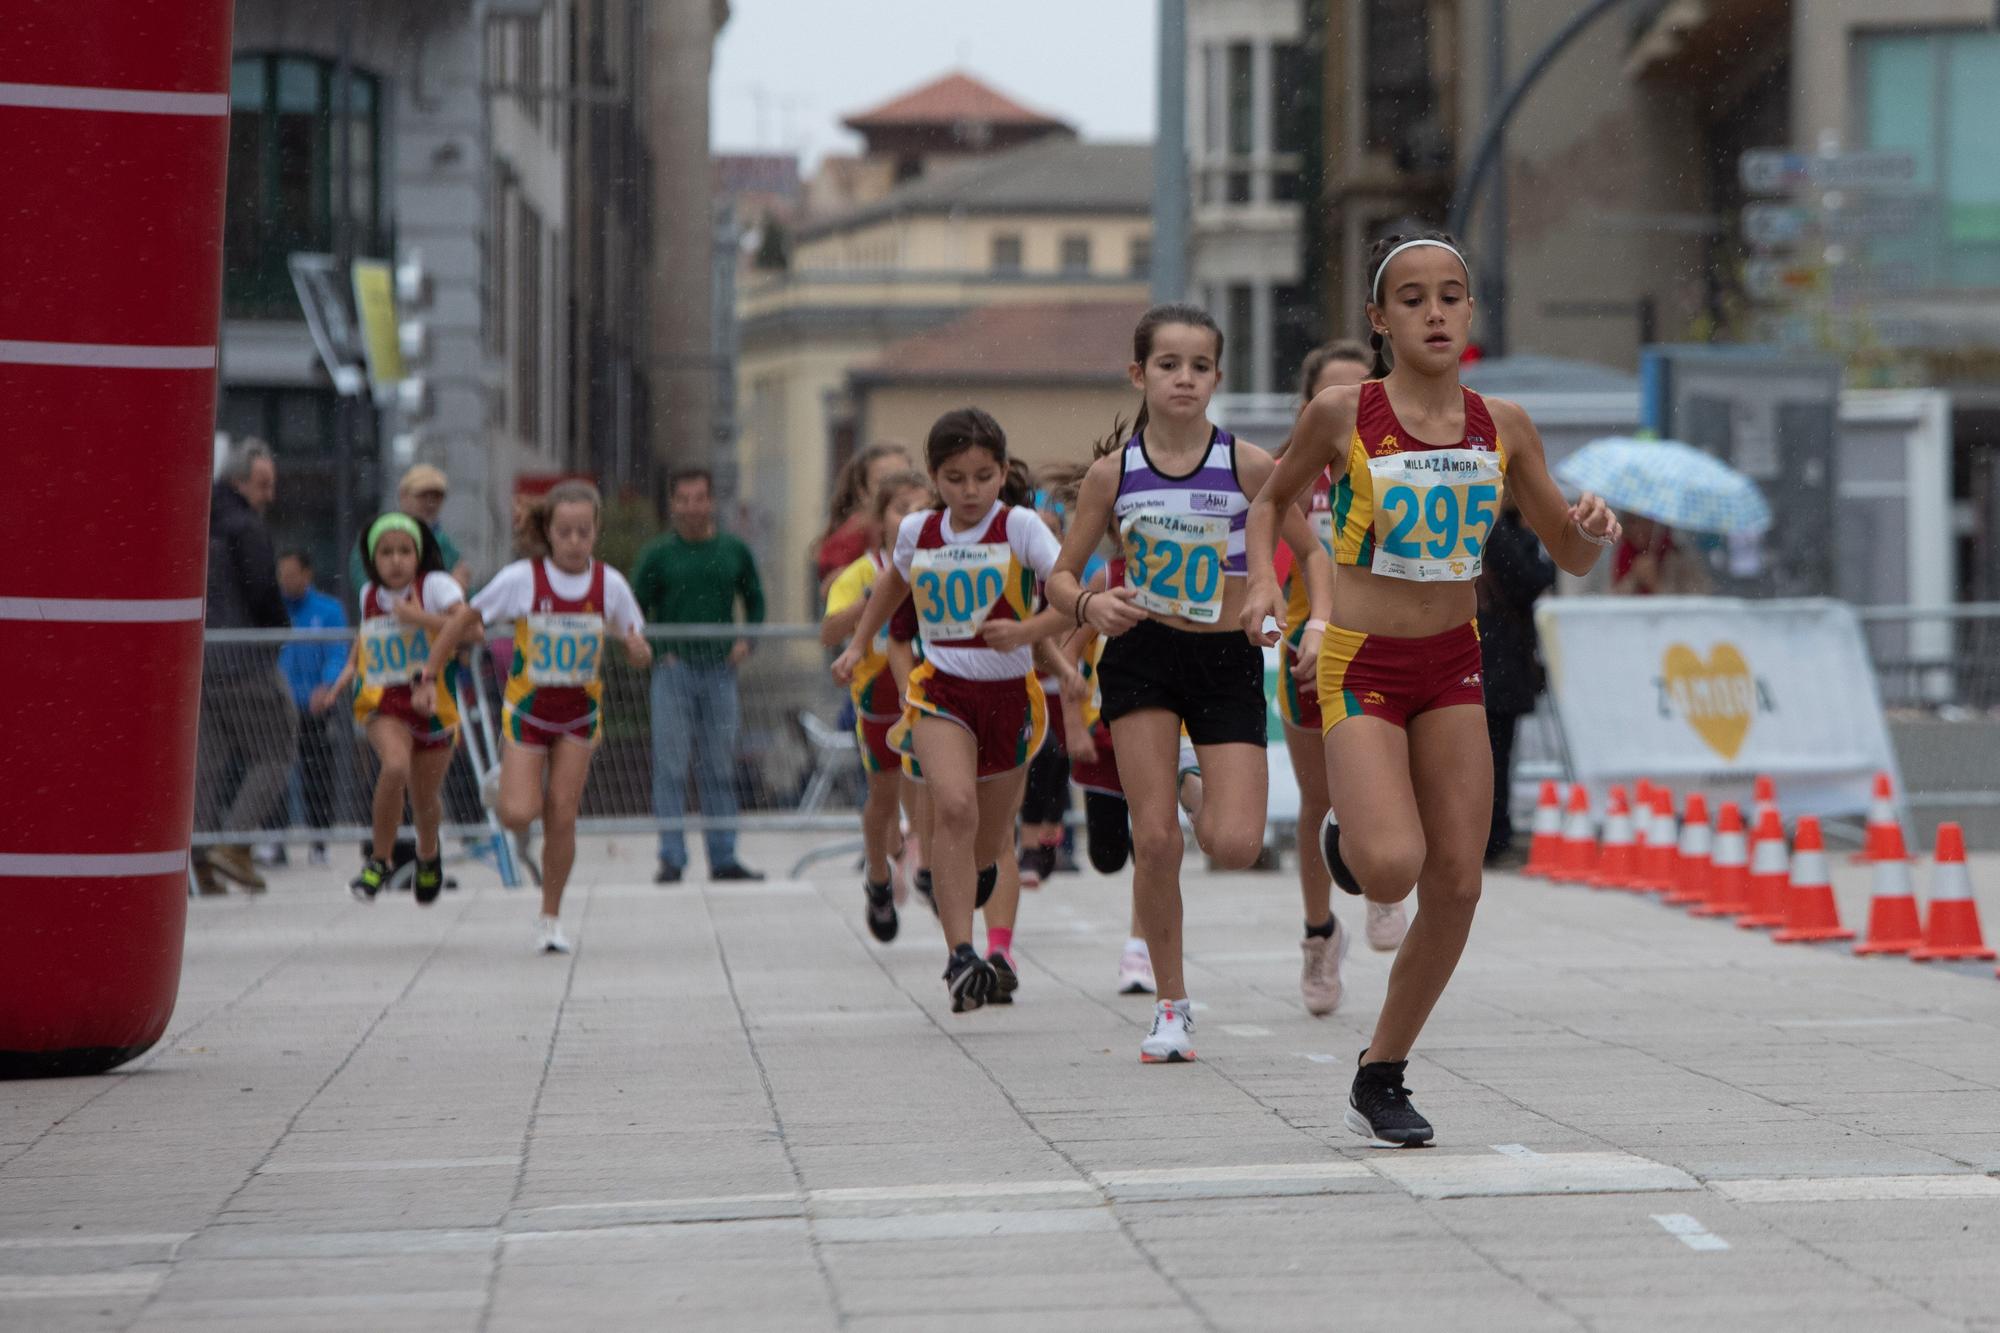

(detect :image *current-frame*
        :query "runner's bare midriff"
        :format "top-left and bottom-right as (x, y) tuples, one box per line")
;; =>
(1330, 564), (1478, 640)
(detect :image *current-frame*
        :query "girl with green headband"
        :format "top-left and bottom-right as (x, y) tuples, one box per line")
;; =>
(329, 511), (478, 905)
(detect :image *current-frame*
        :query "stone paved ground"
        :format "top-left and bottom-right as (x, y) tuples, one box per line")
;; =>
(6, 834), (2000, 1332)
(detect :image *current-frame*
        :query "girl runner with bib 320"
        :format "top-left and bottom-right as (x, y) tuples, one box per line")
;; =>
(1244, 231), (1620, 1147)
(1046, 303), (1334, 1066)
(832, 408), (1062, 1015)
(431, 481), (652, 955)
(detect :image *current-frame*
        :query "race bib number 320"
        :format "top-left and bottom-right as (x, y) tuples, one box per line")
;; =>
(1122, 511), (1231, 623)
(1367, 449), (1505, 583)
(525, 613), (604, 686)
(910, 543), (1014, 641)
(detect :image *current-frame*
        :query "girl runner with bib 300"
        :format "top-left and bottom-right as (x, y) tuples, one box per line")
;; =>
(432, 481), (652, 955)
(331, 512), (474, 906)
(1046, 303), (1334, 1065)
(1244, 231), (1620, 1146)
(833, 409), (1063, 1014)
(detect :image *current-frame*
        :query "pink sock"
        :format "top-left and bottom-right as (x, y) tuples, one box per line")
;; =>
(986, 926), (1013, 963)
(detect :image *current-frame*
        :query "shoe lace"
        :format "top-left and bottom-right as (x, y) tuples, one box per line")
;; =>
(1364, 1068), (1413, 1112)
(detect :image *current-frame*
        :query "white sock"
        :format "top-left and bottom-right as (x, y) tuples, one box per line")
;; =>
(1125, 936), (1148, 955)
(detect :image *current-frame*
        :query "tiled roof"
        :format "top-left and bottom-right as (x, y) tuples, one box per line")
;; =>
(842, 71), (1071, 131)
(859, 301), (1148, 383)
(798, 138), (1152, 238)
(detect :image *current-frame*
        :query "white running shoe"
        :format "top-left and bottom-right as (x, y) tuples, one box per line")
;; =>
(1299, 918), (1351, 1017)
(1366, 901), (1409, 952)
(1140, 999), (1196, 1063)
(1118, 942), (1156, 995)
(534, 915), (571, 955)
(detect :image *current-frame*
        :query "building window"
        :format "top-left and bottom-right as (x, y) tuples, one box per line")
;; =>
(1863, 30), (2000, 290)
(517, 202), (543, 448)
(1363, 0), (1435, 156)
(1060, 234), (1092, 275)
(489, 173), (512, 358)
(1128, 236), (1153, 279)
(1227, 172), (1251, 205)
(1273, 285), (1322, 394)
(1226, 283), (1255, 388)
(224, 53), (384, 318)
(1274, 43), (1312, 156)
(991, 233), (1023, 274)
(1227, 42), (1254, 157)
(1203, 45), (1220, 154)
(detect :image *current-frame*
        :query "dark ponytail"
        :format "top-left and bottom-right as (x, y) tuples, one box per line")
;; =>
(1363, 229), (1468, 378)
(1001, 459), (1036, 508)
(1100, 302), (1226, 456)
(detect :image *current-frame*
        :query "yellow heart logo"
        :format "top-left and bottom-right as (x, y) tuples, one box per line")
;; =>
(1661, 642), (1755, 760)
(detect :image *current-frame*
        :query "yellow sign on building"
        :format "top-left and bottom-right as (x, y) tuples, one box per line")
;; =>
(351, 258), (404, 402)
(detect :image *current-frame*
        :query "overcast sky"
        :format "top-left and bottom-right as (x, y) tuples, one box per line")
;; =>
(711, 0), (1159, 166)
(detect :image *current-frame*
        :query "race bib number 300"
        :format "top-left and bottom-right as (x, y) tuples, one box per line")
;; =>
(526, 613), (604, 686)
(1122, 511), (1231, 624)
(1367, 450), (1505, 583)
(910, 543), (1014, 641)
(360, 618), (429, 687)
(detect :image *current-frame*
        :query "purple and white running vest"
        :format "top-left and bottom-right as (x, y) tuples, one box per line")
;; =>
(1111, 428), (1247, 624)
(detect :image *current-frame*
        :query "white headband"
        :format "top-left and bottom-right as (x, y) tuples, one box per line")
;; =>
(1371, 239), (1471, 303)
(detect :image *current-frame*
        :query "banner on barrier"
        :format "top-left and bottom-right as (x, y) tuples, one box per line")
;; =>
(1534, 597), (1901, 819)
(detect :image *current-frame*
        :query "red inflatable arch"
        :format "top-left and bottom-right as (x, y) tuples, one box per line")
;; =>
(1, 3), (236, 1076)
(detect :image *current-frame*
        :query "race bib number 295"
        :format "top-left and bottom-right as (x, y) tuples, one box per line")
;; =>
(1366, 449), (1504, 583)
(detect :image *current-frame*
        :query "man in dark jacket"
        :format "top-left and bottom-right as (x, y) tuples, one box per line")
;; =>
(194, 440), (298, 893)
(1478, 498), (1557, 866)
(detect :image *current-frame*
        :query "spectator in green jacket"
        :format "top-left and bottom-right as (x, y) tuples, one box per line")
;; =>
(633, 469), (767, 884)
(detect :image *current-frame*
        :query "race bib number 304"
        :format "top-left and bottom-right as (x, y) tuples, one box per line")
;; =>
(360, 618), (429, 687)
(910, 543), (1014, 641)
(1366, 449), (1505, 583)
(1122, 511), (1231, 624)
(526, 613), (605, 686)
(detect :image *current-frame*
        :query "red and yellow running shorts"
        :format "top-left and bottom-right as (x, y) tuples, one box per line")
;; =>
(856, 711), (901, 775)
(1276, 620), (1323, 732)
(893, 661), (1047, 780)
(1318, 621), (1485, 732)
(505, 687), (601, 750)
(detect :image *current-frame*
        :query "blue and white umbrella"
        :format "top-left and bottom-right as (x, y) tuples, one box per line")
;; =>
(1553, 437), (1771, 535)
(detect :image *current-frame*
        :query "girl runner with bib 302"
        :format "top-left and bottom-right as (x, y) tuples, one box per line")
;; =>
(431, 481), (652, 954)
(331, 513), (474, 906)
(1244, 232), (1620, 1145)
(832, 409), (1063, 1014)
(1046, 303), (1334, 1065)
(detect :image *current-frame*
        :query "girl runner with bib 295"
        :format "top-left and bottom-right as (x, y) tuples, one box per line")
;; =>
(1244, 232), (1620, 1146)
(1046, 303), (1334, 1065)
(832, 409), (1063, 1014)
(431, 481), (653, 955)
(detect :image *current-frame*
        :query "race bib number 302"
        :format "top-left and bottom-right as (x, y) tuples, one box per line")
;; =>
(525, 613), (605, 686)
(1122, 511), (1231, 624)
(910, 543), (1014, 641)
(360, 618), (429, 687)
(1366, 449), (1505, 583)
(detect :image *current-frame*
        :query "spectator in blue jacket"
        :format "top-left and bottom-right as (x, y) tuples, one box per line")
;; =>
(279, 550), (348, 864)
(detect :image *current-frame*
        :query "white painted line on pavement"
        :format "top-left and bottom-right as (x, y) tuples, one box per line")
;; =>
(816, 1209), (1116, 1243)
(813, 1180), (1096, 1204)
(0, 81), (228, 116)
(0, 1272), (163, 1299)
(0, 1233), (187, 1251)
(256, 1156), (518, 1175)
(1713, 1174), (2000, 1204)
(1095, 1163), (1372, 1187)
(1297, 1052), (1342, 1064)
(520, 1192), (798, 1215)
(1219, 1024), (1270, 1038)
(1376, 1151), (1700, 1200)
(1492, 1144), (1542, 1158)
(1652, 1213), (1730, 1251)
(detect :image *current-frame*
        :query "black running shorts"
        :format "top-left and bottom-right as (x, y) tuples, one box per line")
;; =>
(1097, 617), (1267, 748)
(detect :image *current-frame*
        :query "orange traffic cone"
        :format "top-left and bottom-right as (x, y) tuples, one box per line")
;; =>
(1737, 808), (1790, 929)
(1556, 785), (1596, 884)
(1774, 817), (1854, 943)
(1631, 782), (1656, 885)
(1692, 802), (1751, 917)
(1753, 773), (1779, 827)
(1664, 793), (1711, 907)
(1910, 823), (1994, 962)
(1592, 786), (1640, 890)
(1854, 823), (1923, 956)
(1643, 789), (1680, 893)
(1524, 781), (1564, 879)
(1851, 772), (1898, 864)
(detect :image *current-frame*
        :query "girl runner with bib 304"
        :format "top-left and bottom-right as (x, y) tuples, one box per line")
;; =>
(833, 409), (1063, 1014)
(1244, 232), (1620, 1146)
(330, 513), (475, 906)
(431, 481), (652, 955)
(1046, 303), (1334, 1065)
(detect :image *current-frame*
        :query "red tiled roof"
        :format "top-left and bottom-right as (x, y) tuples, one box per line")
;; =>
(843, 72), (1071, 131)
(860, 302), (1147, 383)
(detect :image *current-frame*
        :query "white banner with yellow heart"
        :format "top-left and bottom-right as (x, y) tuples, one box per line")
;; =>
(1534, 597), (1902, 820)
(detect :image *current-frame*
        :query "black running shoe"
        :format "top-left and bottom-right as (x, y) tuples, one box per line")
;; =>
(654, 862), (683, 885)
(913, 868), (937, 915)
(975, 863), (998, 908)
(1345, 1053), (1434, 1148)
(350, 858), (390, 903)
(1319, 814), (1363, 896)
(987, 951), (1019, 1005)
(414, 855), (445, 906)
(864, 877), (899, 943)
(943, 944), (995, 1013)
